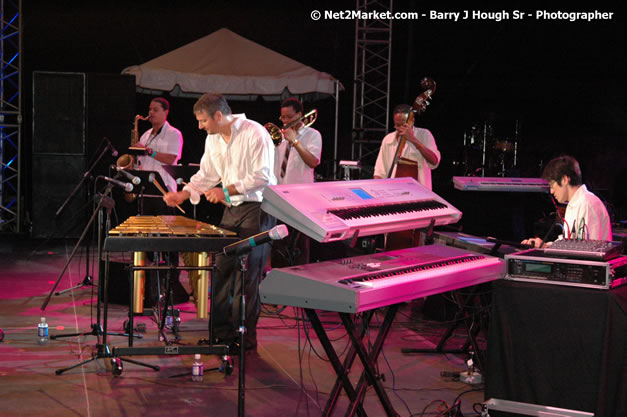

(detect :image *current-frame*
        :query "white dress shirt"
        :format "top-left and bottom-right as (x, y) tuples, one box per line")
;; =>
(137, 121), (183, 192)
(561, 184), (612, 240)
(274, 126), (322, 184)
(184, 114), (276, 206)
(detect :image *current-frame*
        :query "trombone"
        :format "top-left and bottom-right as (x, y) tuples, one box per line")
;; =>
(265, 109), (317, 146)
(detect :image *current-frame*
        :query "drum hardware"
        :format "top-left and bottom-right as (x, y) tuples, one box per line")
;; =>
(461, 119), (520, 177)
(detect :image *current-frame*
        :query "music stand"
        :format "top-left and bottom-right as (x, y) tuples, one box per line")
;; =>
(162, 164), (200, 188)
(162, 164), (203, 219)
(124, 169), (166, 196)
(121, 169), (168, 216)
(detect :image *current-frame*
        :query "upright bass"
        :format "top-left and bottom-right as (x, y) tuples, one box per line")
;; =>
(387, 77), (436, 179)
(384, 78), (436, 251)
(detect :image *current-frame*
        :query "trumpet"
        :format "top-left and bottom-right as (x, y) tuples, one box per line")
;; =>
(265, 109), (317, 146)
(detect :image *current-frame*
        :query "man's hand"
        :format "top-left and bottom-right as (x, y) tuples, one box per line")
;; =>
(521, 237), (544, 248)
(397, 123), (416, 140)
(204, 187), (226, 204)
(283, 126), (298, 144)
(163, 191), (189, 207)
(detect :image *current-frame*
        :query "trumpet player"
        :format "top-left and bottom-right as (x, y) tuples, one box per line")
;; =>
(136, 97), (183, 193)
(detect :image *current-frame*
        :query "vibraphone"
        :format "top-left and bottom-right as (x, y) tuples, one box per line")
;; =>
(106, 215), (237, 317)
(103, 215), (238, 351)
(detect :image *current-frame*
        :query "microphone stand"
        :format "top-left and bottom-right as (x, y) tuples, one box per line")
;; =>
(53, 138), (114, 296)
(54, 183), (151, 375)
(222, 232), (284, 417)
(236, 254), (248, 417)
(55, 137), (111, 218)
(43, 182), (138, 344)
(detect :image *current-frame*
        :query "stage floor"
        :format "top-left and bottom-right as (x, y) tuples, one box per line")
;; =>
(0, 238), (485, 417)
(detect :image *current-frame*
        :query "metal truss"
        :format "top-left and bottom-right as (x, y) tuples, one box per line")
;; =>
(0, 0), (22, 233)
(351, 0), (392, 178)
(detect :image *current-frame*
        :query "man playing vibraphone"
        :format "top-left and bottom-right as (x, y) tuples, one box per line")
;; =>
(164, 93), (276, 353)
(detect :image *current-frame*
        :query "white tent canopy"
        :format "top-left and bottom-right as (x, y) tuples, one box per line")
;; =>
(122, 28), (342, 176)
(122, 28), (340, 98)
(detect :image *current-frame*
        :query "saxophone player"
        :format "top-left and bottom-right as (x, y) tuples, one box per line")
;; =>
(135, 97), (183, 193)
(134, 97), (187, 305)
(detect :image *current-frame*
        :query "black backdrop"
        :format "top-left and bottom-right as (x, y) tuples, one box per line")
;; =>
(21, 2), (627, 236)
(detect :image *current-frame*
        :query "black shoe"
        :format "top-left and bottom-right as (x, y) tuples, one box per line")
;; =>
(229, 339), (257, 355)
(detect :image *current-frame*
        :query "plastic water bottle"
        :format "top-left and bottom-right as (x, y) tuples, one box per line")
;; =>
(191, 354), (203, 382)
(38, 317), (49, 345)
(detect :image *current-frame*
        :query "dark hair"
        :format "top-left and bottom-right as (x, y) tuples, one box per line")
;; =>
(542, 155), (582, 186)
(393, 104), (411, 115)
(281, 97), (304, 115)
(151, 97), (170, 112)
(193, 93), (232, 117)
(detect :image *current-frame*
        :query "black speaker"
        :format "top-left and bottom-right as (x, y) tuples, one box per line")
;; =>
(30, 72), (136, 238)
(32, 72), (86, 155)
(85, 73), (137, 158)
(30, 154), (87, 238)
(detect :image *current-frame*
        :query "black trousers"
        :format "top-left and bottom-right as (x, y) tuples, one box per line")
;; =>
(270, 222), (310, 268)
(212, 203), (275, 344)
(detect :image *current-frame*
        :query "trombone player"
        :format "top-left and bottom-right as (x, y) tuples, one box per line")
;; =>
(274, 98), (322, 184)
(269, 98), (322, 267)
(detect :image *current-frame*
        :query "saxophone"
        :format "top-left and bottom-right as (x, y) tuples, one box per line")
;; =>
(117, 115), (149, 202)
(116, 114), (149, 169)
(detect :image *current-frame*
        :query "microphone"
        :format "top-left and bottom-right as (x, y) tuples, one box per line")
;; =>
(541, 222), (564, 245)
(223, 224), (289, 257)
(99, 175), (133, 192)
(110, 164), (141, 185)
(106, 138), (119, 157)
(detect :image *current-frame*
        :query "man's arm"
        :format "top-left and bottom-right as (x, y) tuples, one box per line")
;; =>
(398, 125), (440, 167)
(284, 128), (320, 168)
(137, 126), (183, 165)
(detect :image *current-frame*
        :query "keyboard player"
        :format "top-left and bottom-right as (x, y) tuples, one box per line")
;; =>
(522, 155), (612, 248)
